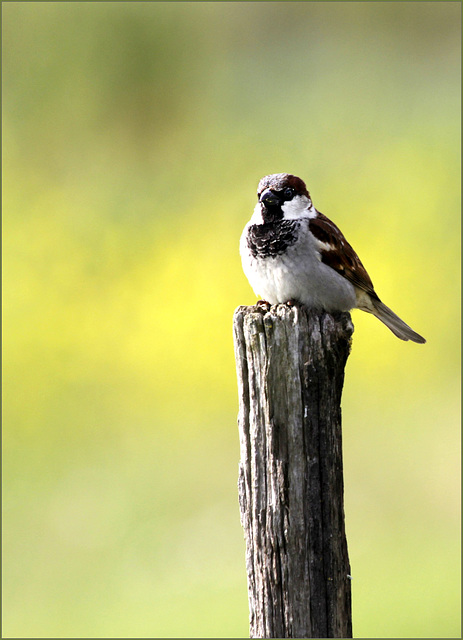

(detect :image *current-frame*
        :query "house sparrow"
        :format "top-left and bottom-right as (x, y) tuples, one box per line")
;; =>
(240, 173), (426, 343)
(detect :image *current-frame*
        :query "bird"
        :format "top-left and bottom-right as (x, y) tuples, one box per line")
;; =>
(240, 173), (426, 343)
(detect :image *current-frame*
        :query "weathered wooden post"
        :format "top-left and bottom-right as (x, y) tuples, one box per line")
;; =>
(233, 302), (353, 639)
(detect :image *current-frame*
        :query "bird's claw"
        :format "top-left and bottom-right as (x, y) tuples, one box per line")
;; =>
(256, 300), (271, 311)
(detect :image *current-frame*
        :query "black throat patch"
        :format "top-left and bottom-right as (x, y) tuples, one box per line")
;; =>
(247, 220), (300, 259)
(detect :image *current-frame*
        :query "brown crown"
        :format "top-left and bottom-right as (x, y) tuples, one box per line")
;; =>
(257, 173), (310, 198)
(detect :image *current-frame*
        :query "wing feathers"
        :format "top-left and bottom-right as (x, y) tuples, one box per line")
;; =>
(309, 213), (377, 297)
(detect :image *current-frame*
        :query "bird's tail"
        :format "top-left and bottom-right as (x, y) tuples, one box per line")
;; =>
(368, 297), (426, 344)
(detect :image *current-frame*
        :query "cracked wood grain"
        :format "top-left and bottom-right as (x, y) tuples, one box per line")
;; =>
(233, 303), (353, 639)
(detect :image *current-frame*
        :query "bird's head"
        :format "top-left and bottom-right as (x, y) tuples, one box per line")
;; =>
(256, 173), (313, 224)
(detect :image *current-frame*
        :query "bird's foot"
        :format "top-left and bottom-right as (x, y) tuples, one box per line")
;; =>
(256, 300), (271, 311)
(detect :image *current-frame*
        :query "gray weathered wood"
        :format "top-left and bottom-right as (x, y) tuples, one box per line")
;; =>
(233, 303), (353, 639)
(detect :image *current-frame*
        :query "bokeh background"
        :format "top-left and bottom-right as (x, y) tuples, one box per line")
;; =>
(3, 2), (460, 638)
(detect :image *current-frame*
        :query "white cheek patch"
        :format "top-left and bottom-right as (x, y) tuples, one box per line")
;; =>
(249, 202), (264, 224)
(281, 195), (315, 220)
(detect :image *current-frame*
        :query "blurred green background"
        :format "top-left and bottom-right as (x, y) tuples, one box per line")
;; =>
(3, 2), (460, 638)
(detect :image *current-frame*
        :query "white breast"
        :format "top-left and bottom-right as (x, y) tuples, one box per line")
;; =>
(240, 220), (357, 312)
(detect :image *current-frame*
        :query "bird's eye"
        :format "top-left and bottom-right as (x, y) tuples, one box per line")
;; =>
(283, 187), (295, 200)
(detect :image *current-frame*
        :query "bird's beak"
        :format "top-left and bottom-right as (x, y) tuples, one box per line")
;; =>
(259, 189), (281, 207)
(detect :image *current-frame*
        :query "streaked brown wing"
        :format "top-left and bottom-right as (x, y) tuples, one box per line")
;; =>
(309, 213), (378, 297)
